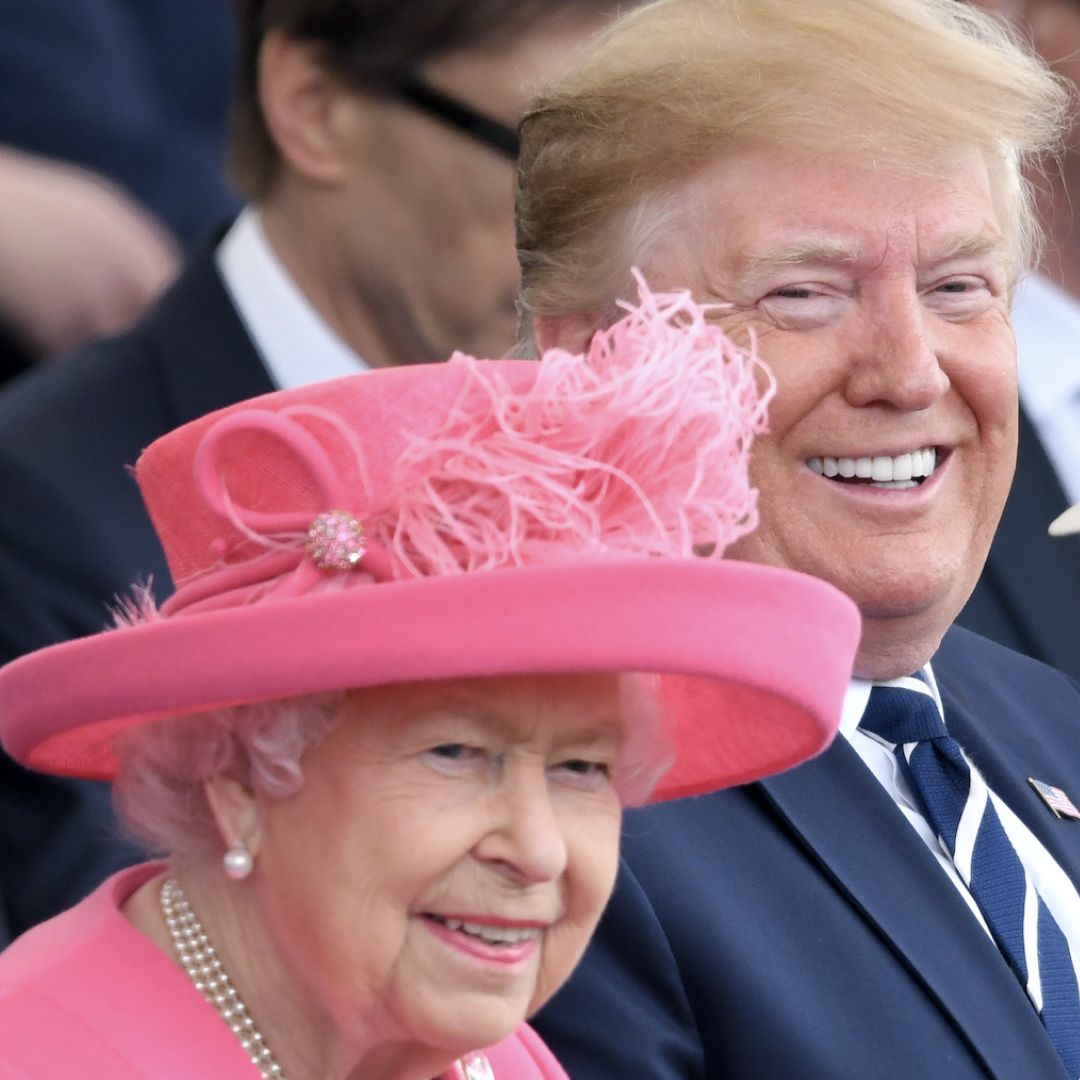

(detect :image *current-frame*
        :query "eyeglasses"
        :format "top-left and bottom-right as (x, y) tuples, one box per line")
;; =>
(393, 75), (521, 160)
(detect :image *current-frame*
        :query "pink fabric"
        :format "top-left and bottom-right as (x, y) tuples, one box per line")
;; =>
(0, 864), (567, 1078)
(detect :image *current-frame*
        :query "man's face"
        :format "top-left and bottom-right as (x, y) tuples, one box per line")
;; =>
(334, 16), (607, 368)
(641, 147), (1017, 678)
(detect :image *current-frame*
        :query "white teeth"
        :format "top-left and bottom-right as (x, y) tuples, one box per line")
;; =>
(439, 917), (538, 945)
(806, 448), (938, 485)
(871, 456), (892, 481)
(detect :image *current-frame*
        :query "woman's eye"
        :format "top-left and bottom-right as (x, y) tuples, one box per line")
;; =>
(552, 759), (613, 789)
(423, 744), (486, 771)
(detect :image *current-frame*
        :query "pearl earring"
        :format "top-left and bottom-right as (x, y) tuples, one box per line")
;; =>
(222, 839), (253, 880)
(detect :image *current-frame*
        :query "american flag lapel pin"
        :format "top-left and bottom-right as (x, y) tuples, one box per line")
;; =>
(1028, 777), (1080, 820)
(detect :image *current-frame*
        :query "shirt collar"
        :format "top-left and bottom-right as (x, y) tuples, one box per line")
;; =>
(841, 661), (943, 735)
(1013, 274), (1080, 421)
(215, 207), (369, 391)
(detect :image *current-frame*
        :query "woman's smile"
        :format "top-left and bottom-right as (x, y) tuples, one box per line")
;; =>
(421, 913), (546, 966)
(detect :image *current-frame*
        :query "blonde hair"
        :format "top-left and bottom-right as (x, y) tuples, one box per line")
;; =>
(516, 0), (1072, 342)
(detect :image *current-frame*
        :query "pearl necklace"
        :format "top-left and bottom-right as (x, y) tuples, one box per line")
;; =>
(160, 877), (495, 1080)
(160, 877), (286, 1079)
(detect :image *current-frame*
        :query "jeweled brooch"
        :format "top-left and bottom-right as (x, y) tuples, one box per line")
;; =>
(306, 510), (366, 571)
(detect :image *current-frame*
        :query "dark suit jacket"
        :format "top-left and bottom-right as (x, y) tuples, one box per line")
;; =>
(535, 627), (1080, 1079)
(958, 407), (1080, 681)
(0, 245), (272, 945)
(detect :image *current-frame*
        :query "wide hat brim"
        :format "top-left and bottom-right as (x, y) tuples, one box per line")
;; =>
(0, 558), (859, 800)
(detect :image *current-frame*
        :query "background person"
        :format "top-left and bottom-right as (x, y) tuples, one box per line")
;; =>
(0, 148), (179, 381)
(0, 1), (239, 381)
(0, 0), (620, 948)
(513, 1), (1080, 1076)
(0, 290), (859, 1077)
(956, 0), (1080, 680)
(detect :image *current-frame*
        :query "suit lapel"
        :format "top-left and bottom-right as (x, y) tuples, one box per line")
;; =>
(980, 407), (1080, 674)
(759, 739), (1067, 1079)
(935, 658), (1080, 894)
(141, 231), (275, 428)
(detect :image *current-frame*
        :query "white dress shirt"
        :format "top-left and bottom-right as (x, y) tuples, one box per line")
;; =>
(841, 667), (1080, 986)
(1013, 273), (1080, 506)
(215, 207), (369, 390)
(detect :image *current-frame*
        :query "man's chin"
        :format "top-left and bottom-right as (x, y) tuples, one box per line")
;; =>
(851, 594), (966, 679)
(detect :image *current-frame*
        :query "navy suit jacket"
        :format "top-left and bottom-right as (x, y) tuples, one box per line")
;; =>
(535, 628), (1080, 1079)
(958, 408), (1080, 681)
(0, 244), (272, 944)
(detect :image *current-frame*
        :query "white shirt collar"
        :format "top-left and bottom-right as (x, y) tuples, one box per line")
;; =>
(215, 207), (369, 390)
(840, 662), (943, 736)
(1013, 273), (1080, 422)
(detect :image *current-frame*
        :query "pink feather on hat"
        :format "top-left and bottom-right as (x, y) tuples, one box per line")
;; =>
(385, 271), (774, 576)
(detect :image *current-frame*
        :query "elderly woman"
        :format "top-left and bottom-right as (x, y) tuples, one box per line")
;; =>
(518, 2), (1080, 1078)
(0, 286), (857, 1078)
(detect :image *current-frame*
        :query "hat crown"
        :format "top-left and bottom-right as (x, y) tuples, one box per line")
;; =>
(136, 279), (773, 608)
(139, 361), (531, 586)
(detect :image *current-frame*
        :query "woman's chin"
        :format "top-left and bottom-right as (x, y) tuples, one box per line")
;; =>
(403, 987), (533, 1054)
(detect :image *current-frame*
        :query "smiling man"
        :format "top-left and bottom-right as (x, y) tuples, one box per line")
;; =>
(517, 1), (1080, 1076)
(675, 147), (1019, 678)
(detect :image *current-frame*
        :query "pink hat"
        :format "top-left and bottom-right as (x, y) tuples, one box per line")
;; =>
(0, 281), (860, 800)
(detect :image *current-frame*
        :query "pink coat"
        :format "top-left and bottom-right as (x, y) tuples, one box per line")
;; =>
(0, 864), (568, 1078)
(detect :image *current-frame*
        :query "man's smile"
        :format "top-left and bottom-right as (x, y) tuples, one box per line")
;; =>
(806, 446), (940, 489)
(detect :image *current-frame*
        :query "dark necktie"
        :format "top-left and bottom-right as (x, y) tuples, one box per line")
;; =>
(860, 676), (1080, 1077)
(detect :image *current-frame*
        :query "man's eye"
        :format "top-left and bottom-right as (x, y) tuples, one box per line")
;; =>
(925, 277), (993, 317)
(757, 287), (843, 329)
(930, 275), (992, 297)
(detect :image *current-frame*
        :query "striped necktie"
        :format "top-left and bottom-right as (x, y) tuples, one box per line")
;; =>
(860, 675), (1080, 1077)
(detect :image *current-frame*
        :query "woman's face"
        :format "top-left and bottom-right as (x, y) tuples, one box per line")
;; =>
(253, 673), (628, 1058)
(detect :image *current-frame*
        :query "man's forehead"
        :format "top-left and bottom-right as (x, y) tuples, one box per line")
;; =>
(678, 144), (1004, 252)
(730, 227), (1009, 275)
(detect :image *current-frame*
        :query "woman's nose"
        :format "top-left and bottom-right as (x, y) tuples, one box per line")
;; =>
(474, 767), (569, 884)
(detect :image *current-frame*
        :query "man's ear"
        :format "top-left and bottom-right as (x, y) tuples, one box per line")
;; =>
(203, 774), (263, 858)
(532, 312), (601, 356)
(257, 29), (366, 186)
